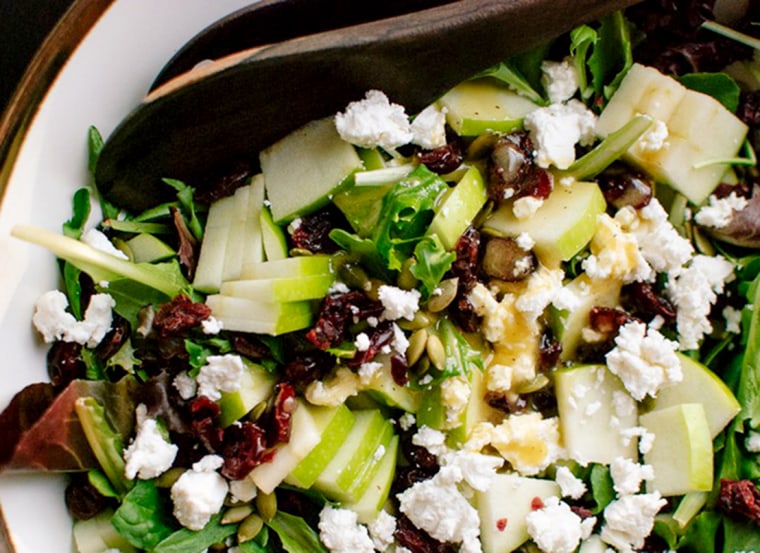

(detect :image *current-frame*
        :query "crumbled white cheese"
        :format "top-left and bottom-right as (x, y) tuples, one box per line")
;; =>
(287, 217), (303, 235)
(81, 228), (129, 260)
(32, 290), (115, 348)
(201, 316), (223, 335)
(610, 457), (654, 496)
(367, 511), (396, 552)
(490, 413), (563, 475)
(694, 192), (748, 229)
(600, 492), (666, 552)
(335, 90), (413, 150)
(354, 332), (371, 352)
(438, 450), (503, 492)
(318, 506), (374, 553)
(173, 371), (197, 400)
(633, 117), (669, 153)
(397, 466), (482, 551)
(399, 412), (416, 432)
(378, 285), (421, 321)
(305, 367), (360, 406)
(358, 361), (383, 386)
(170, 455), (228, 531)
(516, 232), (536, 251)
(605, 321), (682, 401)
(723, 305), (743, 334)
(412, 425), (449, 458)
(411, 104), (448, 150)
(526, 496), (596, 553)
(555, 466), (587, 500)
(523, 99), (597, 169)
(512, 195), (545, 219)
(328, 281), (351, 295)
(619, 426), (656, 455)
(391, 323), (410, 355)
(746, 431), (760, 453)
(441, 375), (471, 424)
(515, 266), (566, 321)
(541, 57), (580, 104)
(229, 477), (257, 503)
(582, 213), (652, 283)
(123, 404), (178, 480)
(666, 254), (735, 350)
(196, 354), (245, 401)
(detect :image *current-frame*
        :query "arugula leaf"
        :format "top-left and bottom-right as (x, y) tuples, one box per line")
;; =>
(472, 61), (545, 105)
(589, 464), (615, 514)
(676, 510), (720, 553)
(63, 261), (85, 320)
(436, 317), (483, 378)
(410, 235), (456, 298)
(266, 511), (327, 553)
(678, 73), (741, 113)
(96, 278), (170, 324)
(238, 526), (272, 552)
(87, 469), (119, 499)
(328, 230), (394, 281)
(87, 126), (120, 221)
(508, 41), (553, 97)
(63, 188), (91, 239)
(111, 480), (176, 549)
(163, 178), (204, 242)
(151, 513), (236, 553)
(722, 516), (760, 553)
(589, 11), (633, 100)
(570, 25), (598, 100)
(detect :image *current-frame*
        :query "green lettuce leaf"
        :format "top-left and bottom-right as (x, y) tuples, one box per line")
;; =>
(678, 73), (741, 112)
(266, 511), (327, 553)
(410, 235), (456, 298)
(151, 513), (236, 553)
(111, 480), (176, 549)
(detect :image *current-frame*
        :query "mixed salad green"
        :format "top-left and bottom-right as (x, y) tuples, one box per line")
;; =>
(2, 2), (760, 553)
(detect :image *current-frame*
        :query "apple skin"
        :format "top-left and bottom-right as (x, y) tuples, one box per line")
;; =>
(286, 404), (355, 489)
(220, 273), (335, 302)
(555, 364), (639, 465)
(205, 295), (314, 335)
(240, 254), (333, 280)
(344, 435), (399, 524)
(483, 180), (606, 268)
(639, 403), (713, 497)
(476, 472), (560, 553)
(217, 362), (276, 427)
(428, 166), (488, 251)
(644, 352), (740, 438)
(260, 205), (288, 261)
(193, 193), (237, 293)
(438, 79), (537, 136)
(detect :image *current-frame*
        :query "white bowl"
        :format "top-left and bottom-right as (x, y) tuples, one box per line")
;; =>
(0, 2), (253, 551)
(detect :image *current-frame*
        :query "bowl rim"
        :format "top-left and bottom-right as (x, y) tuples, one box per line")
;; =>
(0, 0), (115, 209)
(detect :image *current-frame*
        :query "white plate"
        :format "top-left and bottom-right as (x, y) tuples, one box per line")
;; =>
(0, 1), (253, 551)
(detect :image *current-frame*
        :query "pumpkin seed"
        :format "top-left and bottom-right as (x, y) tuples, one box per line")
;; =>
(397, 258), (420, 290)
(288, 247), (314, 257)
(515, 374), (550, 394)
(255, 491), (277, 522)
(222, 504), (254, 525)
(406, 328), (428, 367)
(426, 277), (458, 312)
(397, 310), (436, 331)
(426, 334), (446, 372)
(154, 467), (185, 488)
(338, 263), (371, 291)
(237, 513), (265, 543)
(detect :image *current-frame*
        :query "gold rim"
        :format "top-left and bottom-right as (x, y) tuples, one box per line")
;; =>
(0, 0), (115, 207)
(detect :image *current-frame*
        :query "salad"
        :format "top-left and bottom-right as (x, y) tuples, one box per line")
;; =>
(2, 1), (760, 553)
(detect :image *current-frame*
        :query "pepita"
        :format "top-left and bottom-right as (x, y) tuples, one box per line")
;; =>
(406, 328), (428, 367)
(255, 491), (277, 522)
(426, 277), (458, 312)
(222, 504), (254, 524)
(237, 513), (265, 543)
(426, 334), (446, 372)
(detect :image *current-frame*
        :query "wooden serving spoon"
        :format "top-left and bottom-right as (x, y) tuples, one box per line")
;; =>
(151, 0), (460, 89)
(96, 0), (641, 213)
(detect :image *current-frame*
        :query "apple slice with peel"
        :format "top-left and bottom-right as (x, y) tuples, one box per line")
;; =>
(220, 273), (335, 303)
(483, 181), (606, 268)
(343, 436), (399, 524)
(437, 79), (537, 136)
(314, 409), (394, 503)
(74, 509), (137, 553)
(639, 403), (713, 497)
(476, 472), (560, 553)
(241, 174), (266, 268)
(193, 193), (237, 293)
(217, 362), (276, 427)
(261, 116), (364, 224)
(248, 400), (322, 494)
(205, 295), (314, 335)
(644, 353), (740, 438)
(241, 254), (333, 280)
(555, 364), (638, 464)
(361, 358), (421, 413)
(260, 205), (288, 261)
(427, 165), (488, 250)
(286, 404), (355, 489)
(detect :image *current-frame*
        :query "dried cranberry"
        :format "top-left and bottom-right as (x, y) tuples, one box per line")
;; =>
(597, 166), (653, 209)
(289, 205), (347, 253)
(539, 331), (562, 372)
(171, 206), (199, 280)
(739, 90), (760, 127)
(65, 473), (109, 520)
(266, 382), (297, 446)
(229, 333), (270, 359)
(718, 479), (760, 525)
(189, 396), (224, 451)
(570, 505), (594, 519)
(221, 421), (273, 480)
(400, 435), (439, 474)
(589, 307), (633, 336)
(153, 295), (211, 338)
(283, 351), (334, 390)
(47, 341), (86, 389)
(347, 322), (395, 368)
(390, 353), (409, 386)
(449, 227), (483, 332)
(306, 291), (384, 350)
(622, 282), (676, 322)
(195, 160), (253, 205)
(486, 392), (528, 414)
(417, 140), (463, 175)
(95, 314), (131, 362)
(394, 514), (459, 553)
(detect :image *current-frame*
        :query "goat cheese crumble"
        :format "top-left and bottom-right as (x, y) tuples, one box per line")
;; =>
(170, 455), (228, 531)
(600, 492), (666, 552)
(525, 496), (596, 553)
(123, 404), (178, 480)
(33, 290), (115, 348)
(694, 192), (748, 229)
(196, 354), (245, 401)
(334, 90), (413, 150)
(318, 506), (374, 553)
(523, 99), (596, 169)
(378, 285), (421, 321)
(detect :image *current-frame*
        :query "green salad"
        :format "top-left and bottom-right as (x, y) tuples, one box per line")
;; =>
(2, 2), (760, 553)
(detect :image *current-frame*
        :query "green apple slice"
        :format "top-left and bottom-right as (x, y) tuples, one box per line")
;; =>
(639, 403), (713, 497)
(193, 193), (237, 293)
(123, 233), (175, 263)
(205, 295), (314, 335)
(261, 116), (363, 224)
(437, 79), (538, 136)
(74, 509), (138, 553)
(314, 409), (394, 503)
(483, 180), (606, 268)
(249, 400), (323, 494)
(220, 273), (335, 303)
(241, 174), (266, 268)
(361, 359), (421, 414)
(427, 165), (488, 250)
(555, 364), (638, 464)
(222, 184), (253, 281)
(343, 436), (399, 524)
(286, 404), (355, 489)
(217, 362), (276, 427)
(476, 472), (560, 553)
(644, 353), (740, 438)
(240, 254), (333, 280)
(260, 205), (288, 261)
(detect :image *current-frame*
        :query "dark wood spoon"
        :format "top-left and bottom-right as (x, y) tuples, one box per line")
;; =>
(96, 0), (641, 213)
(151, 0), (460, 89)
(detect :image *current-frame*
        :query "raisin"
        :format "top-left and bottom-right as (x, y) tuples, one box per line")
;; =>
(153, 295), (211, 338)
(95, 314), (131, 362)
(718, 479), (760, 525)
(450, 227), (483, 332)
(290, 205), (347, 253)
(539, 331), (562, 372)
(589, 307), (633, 336)
(195, 160), (254, 205)
(622, 282), (676, 322)
(283, 351), (335, 390)
(390, 353), (409, 386)
(417, 140), (463, 175)
(47, 341), (86, 389)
